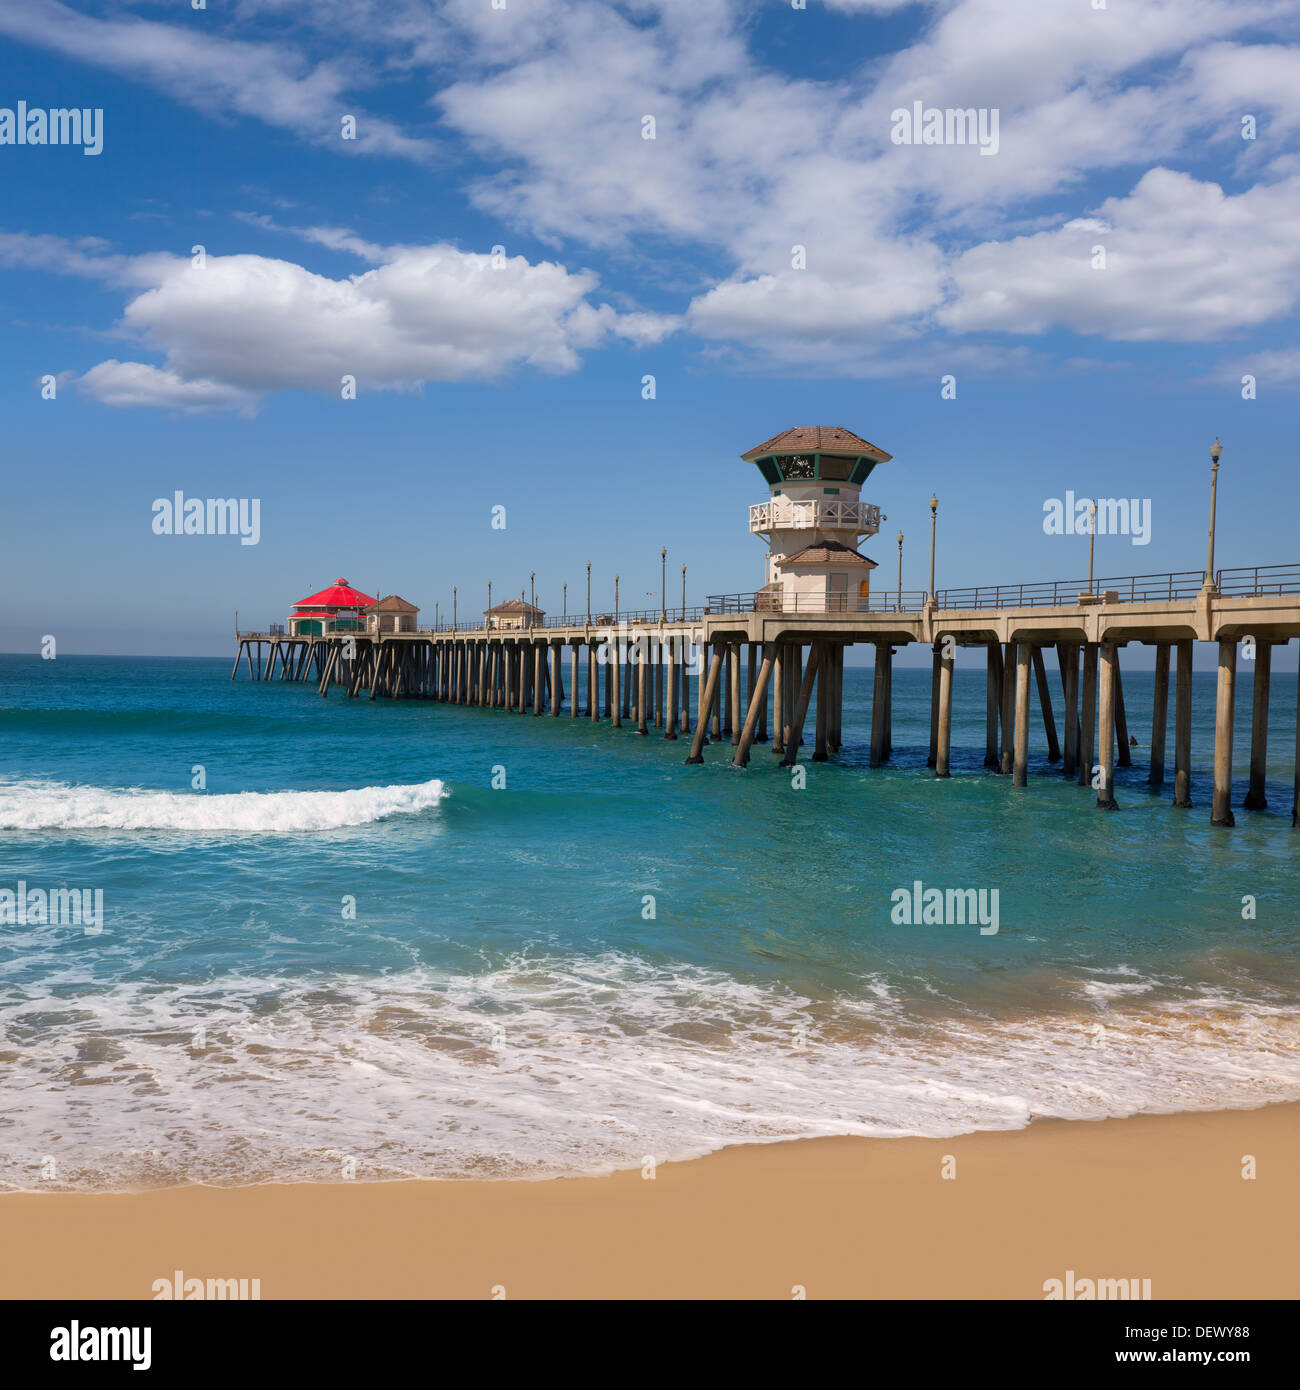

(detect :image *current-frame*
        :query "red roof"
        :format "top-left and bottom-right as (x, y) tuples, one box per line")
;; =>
(293, 578), (377, 610)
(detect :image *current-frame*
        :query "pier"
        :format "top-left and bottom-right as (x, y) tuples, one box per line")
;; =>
(233, 428), (1300, 828)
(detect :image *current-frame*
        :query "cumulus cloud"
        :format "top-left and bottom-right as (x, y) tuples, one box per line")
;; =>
(940, 170), (1300, 340)
(5, 0), (1300, 386)
(10, 233), (676, 411)
(78, 361), (258, 414)
(0, 0), (433, 161)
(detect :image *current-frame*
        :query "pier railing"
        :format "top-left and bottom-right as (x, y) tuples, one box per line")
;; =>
(1214, 563), (1300, 596)
(706, 590), (931, 614)
(411, 608), (711, 634)
(934, 570), (1207, 610)
(240, 566), (1300, 643)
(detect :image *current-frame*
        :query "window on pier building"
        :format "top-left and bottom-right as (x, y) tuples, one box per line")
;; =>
(775, 453), (816, 479)
(818, 456), (854, 481)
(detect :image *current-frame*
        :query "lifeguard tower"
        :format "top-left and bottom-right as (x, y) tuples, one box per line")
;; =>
(741, 426), (890, 611)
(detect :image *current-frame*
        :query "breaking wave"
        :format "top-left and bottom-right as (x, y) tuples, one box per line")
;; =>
(0, 777), (447, 833)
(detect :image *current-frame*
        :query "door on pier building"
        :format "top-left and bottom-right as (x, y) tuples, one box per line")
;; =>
(829, 573), (848, 613)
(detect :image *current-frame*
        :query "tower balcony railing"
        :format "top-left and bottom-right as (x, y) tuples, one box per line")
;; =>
(748, 498), (881, 535)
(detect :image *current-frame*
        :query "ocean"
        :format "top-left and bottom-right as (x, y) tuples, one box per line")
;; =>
(2, 651), (1298, 1191)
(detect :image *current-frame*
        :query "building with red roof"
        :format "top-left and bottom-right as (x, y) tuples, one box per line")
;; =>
(288, 578), (378, 636)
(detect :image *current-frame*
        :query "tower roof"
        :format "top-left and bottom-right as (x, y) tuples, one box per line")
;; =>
(782, 540), (878, 568)
(741, 426), (892, 463)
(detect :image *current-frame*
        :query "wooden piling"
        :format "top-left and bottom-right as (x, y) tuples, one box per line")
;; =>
(1292, 656), (1300, 827)
(665, 638), (678, 740)
(611, 638), (622, 728)
(1149, 642), (1170, 789)
(1114, 654), (1132, 767)
(1058, 643), (1079, 778)
(1173, 639), (1193, 806)
(1031, 646), (1061, 762)
(1211, 637), (1237, 826)
(733, 645), (775, 768)
(781, 645), (821, 768)
(1096, 641), (1119, 809)
(829, 644), (843, 753)
(680, 639), (691, 737)
(1243, 641), (1271, 810)
(1078, 642), (1098, 789)
(1012, 642), (1031, 787)
(984, 645), (1001, 768)
(871, 643), (890, 768)
(936, 638), (954, 778)
(786, 646), (801, 749)
(813, 643), (830, 762)
(686, 648), (725, 763)
(927, 644), (941, 768)
(1000, 641), (1016, 775)
(713, 645), (724, 740)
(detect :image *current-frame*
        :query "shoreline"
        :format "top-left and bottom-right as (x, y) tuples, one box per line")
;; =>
(3, 1102), (1295, 1299)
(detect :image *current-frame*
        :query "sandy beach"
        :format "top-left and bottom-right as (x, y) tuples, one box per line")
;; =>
(3, 1103), (1294, 1300)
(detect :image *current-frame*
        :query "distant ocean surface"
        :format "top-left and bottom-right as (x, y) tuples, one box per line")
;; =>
(1, 651), (1298, 1191)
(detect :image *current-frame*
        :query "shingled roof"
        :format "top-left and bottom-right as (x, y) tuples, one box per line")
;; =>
(741, 426), (892, 463)
(485, 598), (545, 616)
(365, 594), (419, 612)
(782, 540), (878, 568)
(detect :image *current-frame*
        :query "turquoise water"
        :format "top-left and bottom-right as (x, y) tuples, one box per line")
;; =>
(1, 650), (1298, 1189)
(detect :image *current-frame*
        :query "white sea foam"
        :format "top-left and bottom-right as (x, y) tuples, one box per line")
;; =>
(1, 954), (1297, 1191)
(0, 778), (446, 832)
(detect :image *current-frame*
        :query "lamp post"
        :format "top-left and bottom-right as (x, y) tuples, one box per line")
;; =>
(435, 601), (439, 631)
(530, 571), (535, 624)
(452, 586), (457, 633)
(521, 588), (526, 629)
(585, 563), (591, 624)
(563, 583), (567, 623)
(1088, 500), (1097, 594)
(660, 548), (667, 622)
(1206, 437), (1223, 588)
(928, 495), (938, 603)
(896, 532), (903, 611)
(487, 581), (492, 630)
(681, 565), (687, 620)
(615, 574), (620, 624)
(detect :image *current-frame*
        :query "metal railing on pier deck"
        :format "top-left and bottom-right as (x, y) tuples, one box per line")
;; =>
(1215, 564), (1300, 596)
(706, 590), (931, 614)
(934, 570), (1207, 610)
(239, 565), (1300, 642)
(411, 607), (709, 635)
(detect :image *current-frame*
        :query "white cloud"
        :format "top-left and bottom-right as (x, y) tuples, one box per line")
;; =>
(940, 170), (1300, 341)
(0, 0), (433, 161)
(78, 361), (258, 414)
(6, 0), (1300, 382)
(18, 234), (677, 411)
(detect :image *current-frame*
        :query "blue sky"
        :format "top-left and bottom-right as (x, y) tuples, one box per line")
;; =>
(2, 0), (1298, 660)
